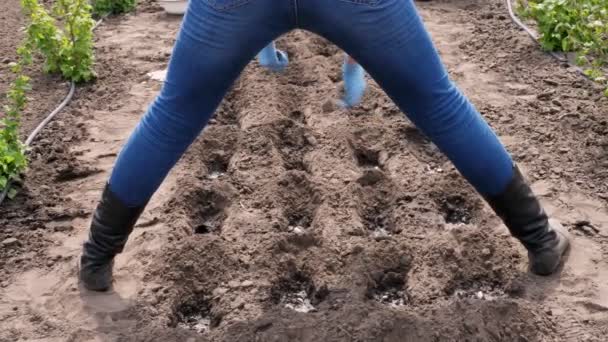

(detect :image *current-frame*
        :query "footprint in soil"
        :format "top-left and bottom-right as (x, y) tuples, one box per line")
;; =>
(171, 294), (220, 334)
(270, 271), (328, 313)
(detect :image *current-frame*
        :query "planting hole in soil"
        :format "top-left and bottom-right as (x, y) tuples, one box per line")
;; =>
(354, 146), (381, 169)
(288, 110), (306, 124)
(206, 153), (229, 179)
(270, 271), (326, 313)
(278, 172), (320, 232)
(187, 188), (230, 235)
(171, 294), (217, 334)
(367, 269), (409, 308)
(287, 212), (312, 232)
(439, 195), (473, 225)
(271, 119), (310, 172)
(358, 182), (397, 238)
(363, 204), (395, 239)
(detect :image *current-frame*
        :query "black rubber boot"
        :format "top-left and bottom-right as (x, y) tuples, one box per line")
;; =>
(484, 166), (570, 276)
(79, 184), (145, 291)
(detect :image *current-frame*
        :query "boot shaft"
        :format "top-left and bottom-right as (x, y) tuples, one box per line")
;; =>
(484, 166), (557, 252)
(83, 184), (146, 263)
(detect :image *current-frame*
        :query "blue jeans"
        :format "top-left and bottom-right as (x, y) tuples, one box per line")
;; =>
(110, 0), (513, 206)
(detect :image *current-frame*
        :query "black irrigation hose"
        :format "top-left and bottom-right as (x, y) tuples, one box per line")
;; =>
(0, 18), (105, 206)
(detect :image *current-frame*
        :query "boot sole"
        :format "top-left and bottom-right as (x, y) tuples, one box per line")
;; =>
(530, 219), (571, 276)
(77, 255), (113, 292)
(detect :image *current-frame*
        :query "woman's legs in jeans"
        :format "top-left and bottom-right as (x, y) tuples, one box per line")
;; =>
(82, 0), (567, 292)
(80, 0), (293, 290)
(303, 0), (567, 275)
(304, 0), (513, 196)
(109, 0), (292, 207)
(113, 0), (512, 205)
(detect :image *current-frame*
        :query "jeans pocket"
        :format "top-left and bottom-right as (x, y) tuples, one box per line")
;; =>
(202, 0), (254, 11)
(338, 0), (381, 6)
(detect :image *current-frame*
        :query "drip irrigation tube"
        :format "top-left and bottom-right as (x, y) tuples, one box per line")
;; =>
(0, 18), (105, 206)
(25, 82), (76, 147)
(505, 0), (585, 74)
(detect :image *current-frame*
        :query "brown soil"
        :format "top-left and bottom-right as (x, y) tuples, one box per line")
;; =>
(1, 0), (608, 341)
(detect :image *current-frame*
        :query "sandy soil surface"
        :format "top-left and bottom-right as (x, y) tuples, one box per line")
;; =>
(1, 0), (607, 341)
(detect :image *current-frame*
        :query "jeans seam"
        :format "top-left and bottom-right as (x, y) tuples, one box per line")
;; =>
(292, 0), (299, 28)
(203, 0), (253, 11)
(338, 0), (380, 6)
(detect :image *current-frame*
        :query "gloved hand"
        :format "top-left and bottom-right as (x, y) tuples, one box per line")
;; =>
(339, 55), (367, 108)
(258, 42), (289, 72)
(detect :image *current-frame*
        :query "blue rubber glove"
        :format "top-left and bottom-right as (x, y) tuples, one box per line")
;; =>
(258, 42), (289, 72)
(339, 56), (367, 108)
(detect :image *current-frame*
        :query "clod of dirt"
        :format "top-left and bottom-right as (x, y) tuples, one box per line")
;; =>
(1, 238), (20, 248)
(54, 165), (101, 182)
(171, 294), (219, 334)
(271, 272), (326, 313)
(321, 99), (341, 113)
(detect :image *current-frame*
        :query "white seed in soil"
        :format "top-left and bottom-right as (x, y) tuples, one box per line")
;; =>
(388, 298), (405, 308)
(373, 291), (406, 308)
(178, 315), (210, 334)
(284, 290), (316, 313)
(207, 171), (223, 179)
(454, 288), (503, 301)
(293, 227), (305, 235)
(372, 228), (390, 240)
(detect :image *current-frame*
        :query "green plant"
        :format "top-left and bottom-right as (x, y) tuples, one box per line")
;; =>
(92, 0), (136, 17)
(20, 0), (96, 82)
(0, 64), (30, 198)
(0, 0), (97, 198)
(518, 0), (608, 95)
